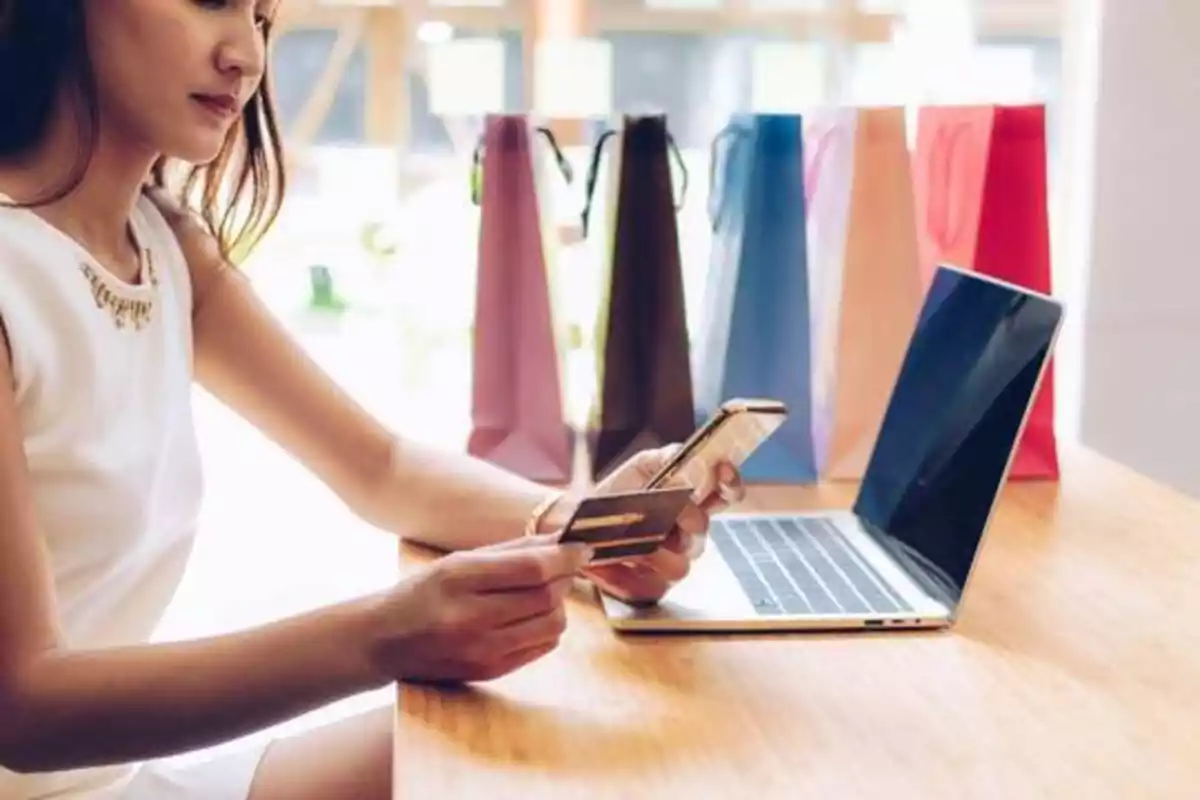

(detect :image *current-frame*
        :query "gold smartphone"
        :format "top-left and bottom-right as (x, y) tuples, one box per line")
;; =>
(646, 398), (789, 494)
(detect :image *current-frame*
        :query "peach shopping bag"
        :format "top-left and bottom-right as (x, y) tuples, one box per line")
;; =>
(808, 107), (924, 480)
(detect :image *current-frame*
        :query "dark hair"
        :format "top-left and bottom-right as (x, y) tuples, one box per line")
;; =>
(0, 1), (287, 262)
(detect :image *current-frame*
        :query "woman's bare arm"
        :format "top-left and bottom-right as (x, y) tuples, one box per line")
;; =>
(153, 194), (562, 553)
(0, 333), (385, 774)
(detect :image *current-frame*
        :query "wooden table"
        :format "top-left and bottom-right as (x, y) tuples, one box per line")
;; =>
(393, 446), (1200, 799)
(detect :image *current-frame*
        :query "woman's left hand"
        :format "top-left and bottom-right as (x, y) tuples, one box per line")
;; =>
(581, 446), (745, 606)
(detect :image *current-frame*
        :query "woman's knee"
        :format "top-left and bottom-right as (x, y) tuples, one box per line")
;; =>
(248, 707), (394, 800)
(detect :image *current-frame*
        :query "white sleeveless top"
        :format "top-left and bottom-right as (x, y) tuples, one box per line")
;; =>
(0, 193), (205, 799)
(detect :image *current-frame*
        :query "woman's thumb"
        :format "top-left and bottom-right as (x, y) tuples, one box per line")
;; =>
(484, 532), (562, 552)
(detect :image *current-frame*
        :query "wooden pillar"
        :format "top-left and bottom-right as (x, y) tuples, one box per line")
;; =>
(365, 7), (409, 150)
(526, 0), (590, 146)
(825, 0), (859, 104)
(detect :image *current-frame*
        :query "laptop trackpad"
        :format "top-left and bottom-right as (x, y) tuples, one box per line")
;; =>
(597, 542), (757, 626)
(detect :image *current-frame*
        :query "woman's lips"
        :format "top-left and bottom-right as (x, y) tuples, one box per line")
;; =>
(192, 93), (240, 121)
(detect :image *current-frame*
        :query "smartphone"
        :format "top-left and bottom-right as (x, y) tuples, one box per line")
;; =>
(646, 398), (788, 495)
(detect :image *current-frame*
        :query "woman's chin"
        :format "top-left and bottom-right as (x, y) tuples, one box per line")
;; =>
(167, 132), (234, 168)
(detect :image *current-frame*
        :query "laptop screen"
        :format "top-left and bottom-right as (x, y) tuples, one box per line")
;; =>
(852, 266), (1063, 608)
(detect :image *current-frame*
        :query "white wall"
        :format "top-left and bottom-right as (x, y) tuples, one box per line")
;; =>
(1072, 0), (1200, 495)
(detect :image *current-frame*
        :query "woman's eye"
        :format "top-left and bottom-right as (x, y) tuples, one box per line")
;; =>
(193, 0), (270, 27)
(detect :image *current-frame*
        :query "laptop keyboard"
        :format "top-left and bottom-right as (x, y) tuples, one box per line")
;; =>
(709, 516), (914, 616)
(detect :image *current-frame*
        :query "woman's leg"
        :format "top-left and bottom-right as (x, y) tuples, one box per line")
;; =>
(246, 706), (394, 800)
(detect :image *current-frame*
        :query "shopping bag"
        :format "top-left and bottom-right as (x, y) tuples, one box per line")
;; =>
(466, 115), (576, 484)
(810, 107), (924, 480)
(803, 108), (856, 472)
(912, 106), (995, 288)
(913, 104), (1058, 479)
(693, 113), (817, 483)
(581, 114), (695, 481)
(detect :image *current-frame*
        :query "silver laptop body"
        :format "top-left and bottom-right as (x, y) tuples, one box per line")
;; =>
(601, 264), (1065, 633)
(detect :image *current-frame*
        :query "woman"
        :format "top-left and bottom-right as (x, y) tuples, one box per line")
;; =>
(0, 2), (742, 798)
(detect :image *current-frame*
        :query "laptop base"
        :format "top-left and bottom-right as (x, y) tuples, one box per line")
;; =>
(597, 511), (954, 634)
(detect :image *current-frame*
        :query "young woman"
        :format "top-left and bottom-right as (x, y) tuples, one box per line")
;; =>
(0, 2), (742, 798)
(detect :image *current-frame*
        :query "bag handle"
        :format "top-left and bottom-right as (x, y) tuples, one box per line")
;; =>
(469, 123), (575, 207)
(707, 123), (748, 232)
(804, 121), (844, 207)
(926, 121), (971, 252)
(667, 131), (689, 212)
(579, 127), (617, 238)
(579, 123), (691, 239)
(534, 125), (575, 187)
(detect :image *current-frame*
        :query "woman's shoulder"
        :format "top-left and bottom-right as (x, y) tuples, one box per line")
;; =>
(136, 186), (232, 311)
(135, 187), (208, 312)
(0, 202), (80, 298)
(135, 185), (197, 254)
(0, 199), (58, 256)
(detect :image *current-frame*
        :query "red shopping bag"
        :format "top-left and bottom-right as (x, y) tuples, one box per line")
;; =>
(913, 104), (1059, 479)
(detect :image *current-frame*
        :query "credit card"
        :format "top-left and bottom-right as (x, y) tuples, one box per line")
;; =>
(558, 487), (694, 564)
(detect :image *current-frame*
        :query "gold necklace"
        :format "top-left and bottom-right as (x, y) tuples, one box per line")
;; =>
(78, 246), (160, 331)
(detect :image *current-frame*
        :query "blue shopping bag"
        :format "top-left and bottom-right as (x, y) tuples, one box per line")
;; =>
(693, 114), (817, 483)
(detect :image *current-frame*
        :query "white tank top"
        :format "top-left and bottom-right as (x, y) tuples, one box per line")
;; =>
(0, 192), (205, 799)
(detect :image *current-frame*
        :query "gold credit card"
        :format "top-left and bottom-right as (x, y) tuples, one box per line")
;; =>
(558, 487), (694, 564)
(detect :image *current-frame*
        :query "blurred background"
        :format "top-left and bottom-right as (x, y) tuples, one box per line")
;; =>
(227, 0), (1070, 449)
(161, 0), (1074, 737)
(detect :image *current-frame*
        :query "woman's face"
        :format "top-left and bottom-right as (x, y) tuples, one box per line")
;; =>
(84, 0), (276, 164)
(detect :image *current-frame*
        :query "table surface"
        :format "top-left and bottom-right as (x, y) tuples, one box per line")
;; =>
(393, 446), (1200, 799)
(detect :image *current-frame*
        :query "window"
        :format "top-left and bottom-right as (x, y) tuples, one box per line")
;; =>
(245, 1), (1069, 466)
(270, 28), (369, 144)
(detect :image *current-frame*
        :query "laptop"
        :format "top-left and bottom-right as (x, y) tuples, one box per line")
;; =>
(599, 263), (1065, 632)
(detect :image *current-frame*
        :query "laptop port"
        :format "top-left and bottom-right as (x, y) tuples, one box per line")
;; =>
(864, 620), (884, 627)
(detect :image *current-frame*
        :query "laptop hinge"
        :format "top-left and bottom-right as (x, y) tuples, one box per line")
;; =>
(857, 516), (959, 611)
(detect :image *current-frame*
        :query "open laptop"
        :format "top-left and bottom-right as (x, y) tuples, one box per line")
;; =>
(600, 263), (1064, 632)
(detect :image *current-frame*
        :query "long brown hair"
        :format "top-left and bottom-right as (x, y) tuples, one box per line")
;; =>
(0, 0), (287, 262)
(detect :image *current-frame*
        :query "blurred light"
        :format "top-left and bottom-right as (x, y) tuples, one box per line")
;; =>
(417, 21), (454, 45)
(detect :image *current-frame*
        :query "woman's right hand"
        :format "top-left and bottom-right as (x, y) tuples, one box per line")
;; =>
(363, 535), (593, 685)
